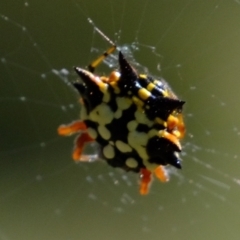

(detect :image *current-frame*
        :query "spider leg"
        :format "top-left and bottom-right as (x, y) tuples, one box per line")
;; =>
(58, 120), (87, 136)
(176, 113), (185, 139)
(88, 45), (116, 73)
(58, 121), (94, 161)
(139, 168), (153, 195)
(154, 165), (169, 182)
(87, 19), (117, 73)
(72, 132), (94, 161)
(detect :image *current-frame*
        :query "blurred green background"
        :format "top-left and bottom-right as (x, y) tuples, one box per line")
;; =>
(1, 0), (240, 239)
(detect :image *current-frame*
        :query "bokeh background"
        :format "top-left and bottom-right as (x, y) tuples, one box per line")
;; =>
(1, 0), (240, 239)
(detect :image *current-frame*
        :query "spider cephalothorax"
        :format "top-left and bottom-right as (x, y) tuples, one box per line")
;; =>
(58, 27), (185, 194)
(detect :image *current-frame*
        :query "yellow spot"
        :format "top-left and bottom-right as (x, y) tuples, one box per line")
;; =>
(128, 131), (148, 147)
(100, 76), (109, 83)
(103, 144), (115, 159)
(103, 92), (110, 103)
(116, 97), (132, 110)
(108, 71), (121, 94)
(172, 129), (181, 138)
(93, 76), (108, 93)
(153, 79), (162, 86)
(148, 129), (158, 138)
(114, 109), (122, 119)
(162, 89), (169, 97)
(98, 125), (111, 140)
(155, 117), (167, 127)
(109, 81), (120, 94)
(139, 74), (147, 79)
(137, 146), (149, 161)
(147, 83), (155, 92)
(167, 115), (179, 128)
(138, 88), (151, 100)
(99, 83), (108, 93)
(116, 140), (132, 153)
(127, 120), (138, 131)
(135, 110), (153, 126)
(87, 128), (97, 139)
(108, 71), (120, 83)
(126, 158), (138, 168)
(132, 96), (144, 107)
(89, 103), (114, 124)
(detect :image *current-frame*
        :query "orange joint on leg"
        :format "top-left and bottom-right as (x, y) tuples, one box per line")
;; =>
(154, 166), (169, 182)
(167, 115), (179, 131)
(101, 71), (120, 84)
(177, 114), (185, 139)
(167, 113), (185, 139)
(139, 168), (153, 195)
(72, 132), (94, 161)
(57, 121), (87, 136)
(159, 130), (181, 151)
(108, 71), (120, 83)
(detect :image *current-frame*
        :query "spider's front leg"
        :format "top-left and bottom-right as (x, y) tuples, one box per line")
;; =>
(139, 166), (169, 195)
(58, 121), (94, 161)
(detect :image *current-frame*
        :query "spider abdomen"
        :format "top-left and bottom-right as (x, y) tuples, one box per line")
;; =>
(72, 51), (185, 172)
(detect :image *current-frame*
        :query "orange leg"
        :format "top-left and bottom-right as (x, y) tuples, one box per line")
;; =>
(72, 132), (94, 161)
(167, 113), (185, 139)
(139, 168), (153, 195)
(139, 166), (169, 195)
(177, 113), (185, 139)
(58, 121), (87, 136)
(154, 166), (169, 182)
(58, 120), (94, 161)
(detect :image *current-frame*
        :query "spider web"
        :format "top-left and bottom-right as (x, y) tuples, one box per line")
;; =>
(1, 0), (240, 239)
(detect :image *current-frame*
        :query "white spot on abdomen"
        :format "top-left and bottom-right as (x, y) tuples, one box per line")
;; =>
(114, 109), (122, 119)
(128, 131), (148, 147)
(103, 144), (115, 159)
(116, 140), (132, 153)
(98, 125), (111, 140)
(87, 128), (98, 139)
(128, 131), (148, 160)
(89, 103), (114, 124)
(127, 120), (138, 131)
(116, 97), (132, 110)
(135, 110), (153, 127)
(126, 158), (138, 168)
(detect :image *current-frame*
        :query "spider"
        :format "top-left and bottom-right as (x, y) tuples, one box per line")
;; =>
(58, 24), (185, 195)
